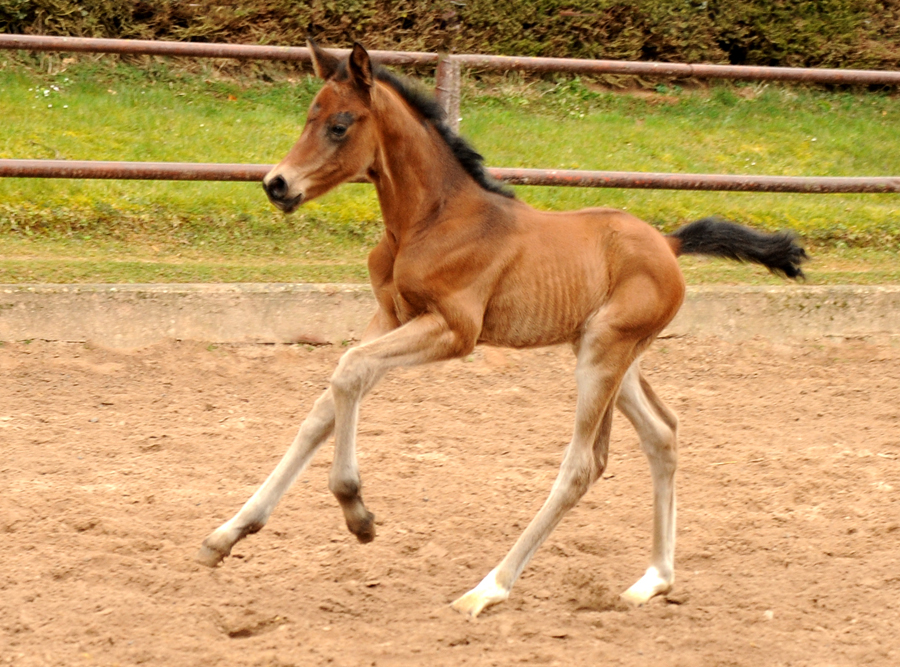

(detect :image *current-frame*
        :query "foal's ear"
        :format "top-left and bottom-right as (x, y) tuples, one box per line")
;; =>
(307, 38), (340, 80)
(348, 43), (374, 96)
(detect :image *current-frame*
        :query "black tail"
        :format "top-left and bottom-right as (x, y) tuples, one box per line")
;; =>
(667, 216), (808, 280)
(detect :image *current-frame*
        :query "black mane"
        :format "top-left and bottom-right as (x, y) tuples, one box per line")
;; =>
(368, 66), (515, 199)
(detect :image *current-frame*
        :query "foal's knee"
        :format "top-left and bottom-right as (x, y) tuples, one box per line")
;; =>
(641, 423), (678, 475)
(330, 347), (371, 398)
(557, 449), (603, 502)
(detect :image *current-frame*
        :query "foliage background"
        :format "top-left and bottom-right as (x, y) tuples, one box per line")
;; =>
(1, 1), (899, 70)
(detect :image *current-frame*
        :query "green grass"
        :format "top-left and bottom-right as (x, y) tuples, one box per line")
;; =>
(0, 56), (898, 285)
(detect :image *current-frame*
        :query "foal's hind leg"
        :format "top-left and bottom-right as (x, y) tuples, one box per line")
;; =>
(616, 361), (679, 605)
(451, 331), (637, 617)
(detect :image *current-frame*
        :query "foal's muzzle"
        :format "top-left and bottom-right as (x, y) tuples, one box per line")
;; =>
(262, 175), (304, 213)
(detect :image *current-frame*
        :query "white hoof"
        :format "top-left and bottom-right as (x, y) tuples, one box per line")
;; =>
(196, 541), (228, 567)
(620, 567), (673, 606)
(450, 570), (509, 618)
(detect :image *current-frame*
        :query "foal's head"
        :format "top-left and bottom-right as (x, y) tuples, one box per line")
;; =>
(262, 41), (513, 213)
(263, 42), (379, 213)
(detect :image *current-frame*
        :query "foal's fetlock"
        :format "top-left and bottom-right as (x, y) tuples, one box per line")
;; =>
(197, 521), (264, 567)
(331, 480), (375, 541)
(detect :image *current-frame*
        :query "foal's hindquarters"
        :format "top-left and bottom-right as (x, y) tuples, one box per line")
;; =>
(449, 219), (684, 615)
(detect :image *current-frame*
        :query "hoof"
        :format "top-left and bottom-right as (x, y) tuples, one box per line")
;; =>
(196, 540), (229, 568)
(620, 567), (672, 606)
(348, 510), (376, 543)
(450, 570), (509, 618)
(450, 591), (491, 618)
(619, 588), (650, 607)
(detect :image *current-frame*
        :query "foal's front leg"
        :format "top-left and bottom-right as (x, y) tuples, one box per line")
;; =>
(328, 313), (475, 542)
(198, 309), (397, 566)
(198, 388), (336, 565)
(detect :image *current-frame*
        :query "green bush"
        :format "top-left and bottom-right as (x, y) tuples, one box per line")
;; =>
(1, 1), (898, 70)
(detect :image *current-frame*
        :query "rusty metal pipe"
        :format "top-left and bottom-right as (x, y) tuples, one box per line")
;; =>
(452, 54), (900, 85)
(492, 168), (900, 193)
(3, 160), (899, 194)
(2, 34), (899, 85)
(0, 160), (271, 181)
(0, 34), (437, 67)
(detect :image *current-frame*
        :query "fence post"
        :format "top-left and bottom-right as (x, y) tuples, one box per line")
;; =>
(435, 54), (461, 133)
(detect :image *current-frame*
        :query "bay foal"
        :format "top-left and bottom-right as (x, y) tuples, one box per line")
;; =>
(198, 42), (806, 617)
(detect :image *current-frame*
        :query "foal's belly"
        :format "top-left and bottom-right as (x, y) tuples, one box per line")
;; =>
(479, 274), (602, 348)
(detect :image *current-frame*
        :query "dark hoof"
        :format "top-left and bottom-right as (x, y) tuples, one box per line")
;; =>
(348, 511), (376, 543)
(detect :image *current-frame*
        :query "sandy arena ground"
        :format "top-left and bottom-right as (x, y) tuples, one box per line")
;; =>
(1, 335), (899, 666)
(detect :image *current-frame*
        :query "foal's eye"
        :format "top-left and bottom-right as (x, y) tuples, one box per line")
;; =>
(329, 124), (348, 139)
(326, 112), (354, 141)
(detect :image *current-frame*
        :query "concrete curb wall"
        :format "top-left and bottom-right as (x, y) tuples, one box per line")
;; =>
(2, 283), (899, 348)
(669, 285), (900, 342)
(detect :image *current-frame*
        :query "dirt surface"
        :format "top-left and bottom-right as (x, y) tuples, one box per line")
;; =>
(2, 335), (899, 666)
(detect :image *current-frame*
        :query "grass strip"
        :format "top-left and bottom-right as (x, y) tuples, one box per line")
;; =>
(1, 56), (898, 284)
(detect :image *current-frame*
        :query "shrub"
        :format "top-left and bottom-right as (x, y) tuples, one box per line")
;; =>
(1, 1), (898, 70)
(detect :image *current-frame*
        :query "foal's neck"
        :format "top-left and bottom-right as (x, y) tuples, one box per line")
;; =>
(369, 84), (477, 243)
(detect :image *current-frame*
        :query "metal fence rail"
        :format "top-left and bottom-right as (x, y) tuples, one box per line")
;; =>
(4, 33), (900, 85)
(2, 159), (899, 194)
(0, 34), (435, 67)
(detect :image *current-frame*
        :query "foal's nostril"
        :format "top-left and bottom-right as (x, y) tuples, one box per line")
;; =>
(266, 174), (289, 200)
